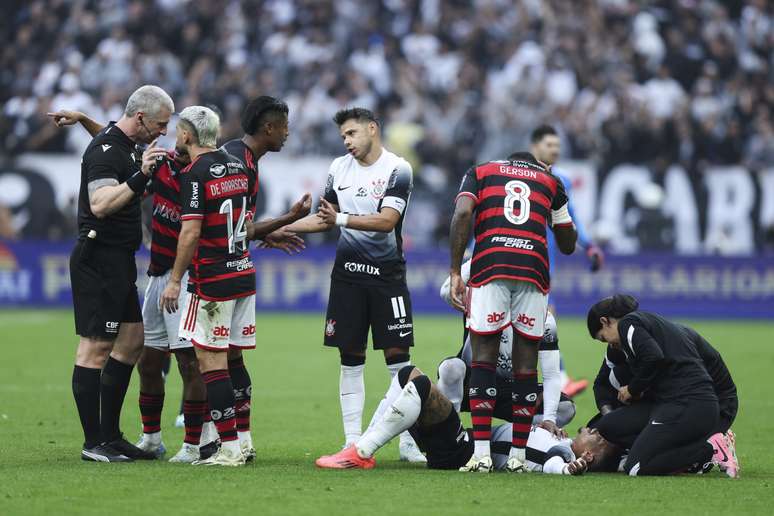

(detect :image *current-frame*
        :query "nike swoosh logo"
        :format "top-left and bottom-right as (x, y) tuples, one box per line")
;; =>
(337, 186), (351, 191)
(714, 446), (728, 462)
(399, 331), (412, 337)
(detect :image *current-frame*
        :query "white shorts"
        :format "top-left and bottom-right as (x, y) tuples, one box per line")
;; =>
(178, 292), (256, 351)
(142, 271), (192, 350)
(466, 279), (547, 340)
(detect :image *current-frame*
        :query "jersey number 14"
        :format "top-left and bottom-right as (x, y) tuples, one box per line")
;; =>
(219, 197), (248, 254)
(504, 180), (531, 225)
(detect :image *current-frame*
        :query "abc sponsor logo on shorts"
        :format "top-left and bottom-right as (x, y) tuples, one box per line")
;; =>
(213, 325), (230, 337)
(516, 313), (535, 328)
(344, 262), (380, 276)
(487, 311), (506, 324)
(491, 236), (534, 250)
(242, 324), (256, 336)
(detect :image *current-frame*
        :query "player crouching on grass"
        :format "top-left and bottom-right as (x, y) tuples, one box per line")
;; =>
(316, 365), (620, 475)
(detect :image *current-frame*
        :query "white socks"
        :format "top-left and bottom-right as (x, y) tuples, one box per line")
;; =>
(386, 360), (411, 378)
(436, 358), (466, 413)
(143, 431), (162, 444)
(475, 439), (491, 458)
(358, 381), (422, 458)
(238, 430), (253, 448)
(366, 373), (404, 432)
(384, 360), (419, 450)
(508, 446), (526, 463)
(340, 364), (366, 445)
(200, 421), (217, 445)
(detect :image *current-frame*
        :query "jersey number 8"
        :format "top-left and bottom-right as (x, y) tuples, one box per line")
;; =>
(504, 180), (531, 225)
(219, 197), (248, 254)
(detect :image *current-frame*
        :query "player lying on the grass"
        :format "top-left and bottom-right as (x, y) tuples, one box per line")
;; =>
(438, 260), (574, 437)
(587, 294), (740, 477)
(316, 365), (619, 474)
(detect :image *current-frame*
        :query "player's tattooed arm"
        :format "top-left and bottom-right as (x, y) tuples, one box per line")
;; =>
(417, 385), (454, 428)
(448, 195), (475, 311)
(47, 110), (105, 137)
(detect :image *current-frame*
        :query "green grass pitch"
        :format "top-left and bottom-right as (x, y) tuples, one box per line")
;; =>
(1, 310), (773, 515)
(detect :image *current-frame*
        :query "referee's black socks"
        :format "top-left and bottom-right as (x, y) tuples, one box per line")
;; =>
(72, 365), (101, 448)
(100, 357), (134, 442)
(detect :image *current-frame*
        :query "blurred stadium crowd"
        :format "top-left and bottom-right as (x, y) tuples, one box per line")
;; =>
(1, 0), (772, 243)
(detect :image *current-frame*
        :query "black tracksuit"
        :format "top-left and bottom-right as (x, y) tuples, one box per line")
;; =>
(592, 321), (738, 446)
(607, 311), (720, 476)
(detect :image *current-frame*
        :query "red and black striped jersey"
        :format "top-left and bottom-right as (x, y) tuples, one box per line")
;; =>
(220, 139), (259, 221)
(146, 151), (185, 276)
(180, 149), (255, 301)
(456, 159), (570, 292)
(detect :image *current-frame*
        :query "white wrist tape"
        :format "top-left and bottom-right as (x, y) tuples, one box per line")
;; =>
(551, 204), (572, 226)
(336, 213), (350, 227)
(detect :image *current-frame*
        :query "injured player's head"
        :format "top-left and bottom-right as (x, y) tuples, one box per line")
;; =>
(571, 427), (622, 473)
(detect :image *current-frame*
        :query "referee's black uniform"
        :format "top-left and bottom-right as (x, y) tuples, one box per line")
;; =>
(70, 122), (151, 461)
(613, 311), (720, 476)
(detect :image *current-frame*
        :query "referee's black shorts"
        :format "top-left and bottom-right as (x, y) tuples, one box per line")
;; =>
(70, 239), (142, 340)
(323, 278), (414, 352)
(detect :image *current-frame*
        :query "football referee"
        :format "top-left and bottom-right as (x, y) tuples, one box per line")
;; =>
(70, 85), (173, 462)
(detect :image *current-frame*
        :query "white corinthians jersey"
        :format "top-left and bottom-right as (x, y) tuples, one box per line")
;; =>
(525, 426), (575, 472)
(323, 148), (413, 285)
(491, 426), (574, 472)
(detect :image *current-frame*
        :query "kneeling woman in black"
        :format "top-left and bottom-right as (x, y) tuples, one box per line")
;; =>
(587, 294), (738, 478)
